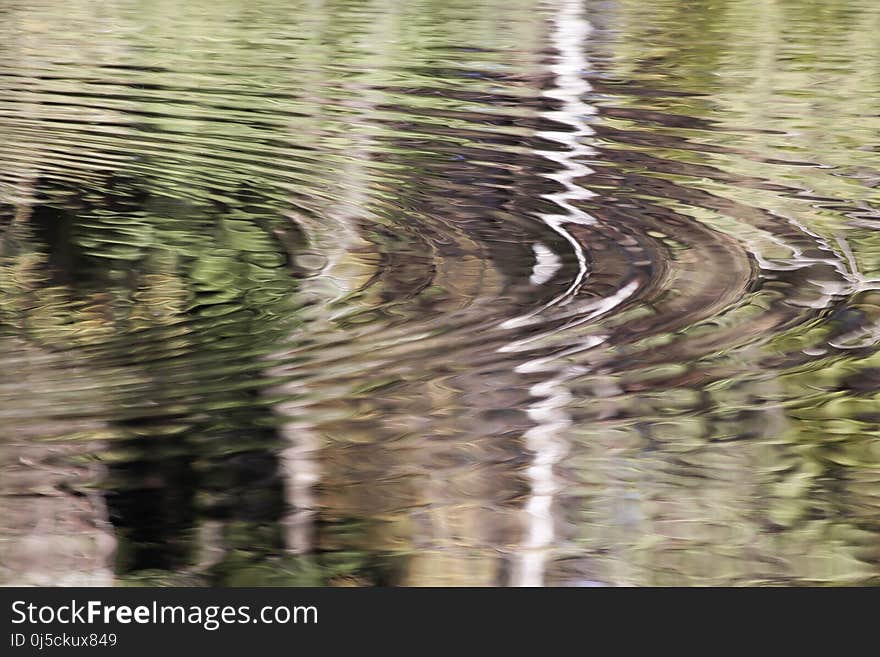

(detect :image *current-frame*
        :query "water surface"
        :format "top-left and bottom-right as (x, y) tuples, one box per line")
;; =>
(1, 0), (879, 586)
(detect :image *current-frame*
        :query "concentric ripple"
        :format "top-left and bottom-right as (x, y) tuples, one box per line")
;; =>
(1, 0), (879, 586)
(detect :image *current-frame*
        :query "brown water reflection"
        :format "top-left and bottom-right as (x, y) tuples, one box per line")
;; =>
(1, 0), (879, 586)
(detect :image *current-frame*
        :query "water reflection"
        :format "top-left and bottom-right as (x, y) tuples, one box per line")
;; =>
(1, 0), (879, 586)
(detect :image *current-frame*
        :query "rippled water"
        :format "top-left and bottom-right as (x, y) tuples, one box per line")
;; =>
(1, 0), (879, 586)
